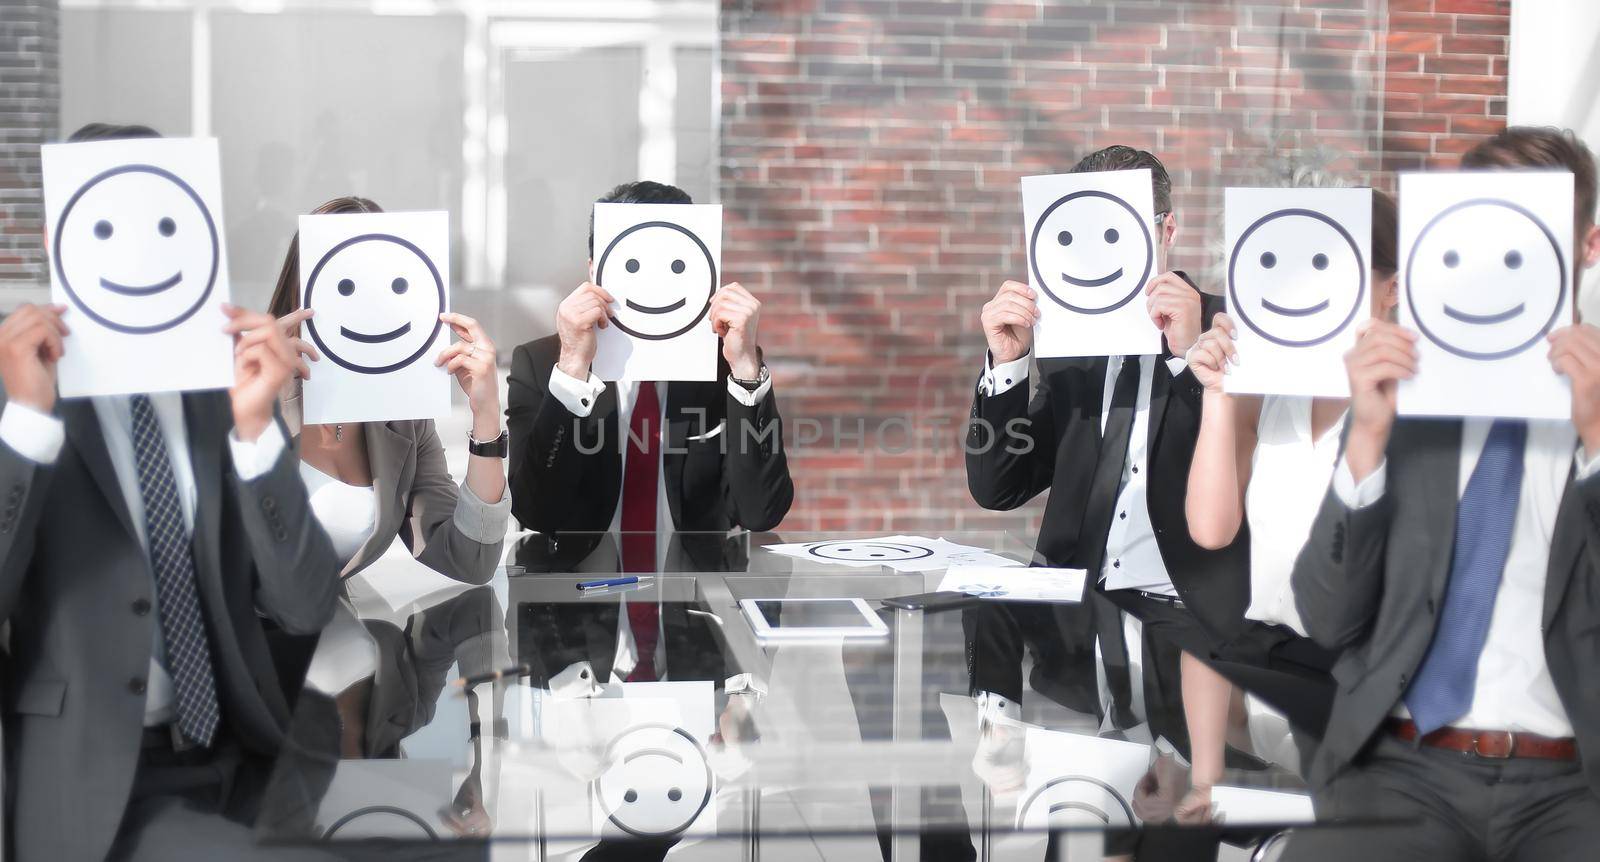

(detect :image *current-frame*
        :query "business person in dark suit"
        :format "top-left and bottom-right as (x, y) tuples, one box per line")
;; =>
(0, 125), (338, 862)
(965, 146), (1250, 760)
(506, 180), (793, 543)
(1285, 127), (1600, 860)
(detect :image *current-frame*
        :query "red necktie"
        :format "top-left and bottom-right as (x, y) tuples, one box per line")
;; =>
(621, 383), (660, 681)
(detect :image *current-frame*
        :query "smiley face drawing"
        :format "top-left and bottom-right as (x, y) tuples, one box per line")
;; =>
(805, 541), (935, 563)
(596, 725), (713, 839)
(1029, 190), (1154, 315)
(303, 234), (446, 375)
(1228, 208), (1367, 348)
(596, 221), (717, 341)
(1406, 199), (1567, 361)
(52, 164), (221, 335)
(1016, 775), (1136, 831)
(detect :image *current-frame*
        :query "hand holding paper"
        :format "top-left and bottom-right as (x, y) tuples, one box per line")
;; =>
(0, 304), (69, 414)
(224, 304), (297, 443)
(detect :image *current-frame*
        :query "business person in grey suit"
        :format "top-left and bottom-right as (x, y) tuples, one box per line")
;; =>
(0, 122), (339, 862)
(1286, 127), (1600, 860)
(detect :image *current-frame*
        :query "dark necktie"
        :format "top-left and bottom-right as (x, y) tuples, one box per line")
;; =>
(128, 394), (220, 747)
(1404, 419), (1527, 735)
(621, 383), (661, 681)
(1083, 357), (1143, 576)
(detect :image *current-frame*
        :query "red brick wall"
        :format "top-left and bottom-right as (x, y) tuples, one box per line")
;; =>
(0, 0), (58, 287)
(720, 0), (1510, 532)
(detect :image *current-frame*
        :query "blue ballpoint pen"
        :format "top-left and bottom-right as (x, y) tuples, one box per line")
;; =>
(576, 576), (650, 590)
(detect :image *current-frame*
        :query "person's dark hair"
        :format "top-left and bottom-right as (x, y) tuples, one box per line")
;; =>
(1069, 145), (1173, 216)
(66, 122), (160, 143)
(267, 196), (384, 320)
(1371, 188), (1398, 278)
(1462, 126), (1597, 235)
(588, 180), (693, 257)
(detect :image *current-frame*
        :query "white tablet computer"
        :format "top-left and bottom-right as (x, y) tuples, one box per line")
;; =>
(739, 598), (890, 641)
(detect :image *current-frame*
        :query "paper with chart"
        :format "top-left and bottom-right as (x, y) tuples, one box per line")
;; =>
(1023, 169), (1162, 358)
(937, 566), (1087, 603)
(1224, 187), (1372, 398)
(42, 136), (234, 397)
(299, 210), (452, 425)
(592, 203), (721, 382)
(763, 535), (1025, 572)
(1397, 171), (1574, 419)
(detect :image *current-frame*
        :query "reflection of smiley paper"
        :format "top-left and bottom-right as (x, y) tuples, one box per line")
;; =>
(597, 221), (717, 341)
(1029, 190), (1153, 314)
(1406, 198), (1566, 360)
(1016, 775), (1136, 830)
(596, 725), (712, 839)
(1228, 208), (1367, 348)
(53, 164), (220, 335)
(304, 234), (446, 375)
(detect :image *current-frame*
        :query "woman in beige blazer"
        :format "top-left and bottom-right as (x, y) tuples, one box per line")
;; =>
(268, 196), (512, 755)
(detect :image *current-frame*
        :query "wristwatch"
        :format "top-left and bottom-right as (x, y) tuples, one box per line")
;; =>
(468, 429), (509, 458)
(731, 363), (770, 392)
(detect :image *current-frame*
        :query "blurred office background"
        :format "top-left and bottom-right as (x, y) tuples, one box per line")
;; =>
(1, 0), (1594, 532)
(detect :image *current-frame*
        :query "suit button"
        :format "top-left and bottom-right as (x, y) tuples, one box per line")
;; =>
(129, 677), (147, 696)
(1426, 599), (1436, 615)
(262, 497), (277, 513)
(132, 598), (152, 616)
(274, 529), (289, 542)
(1397, 674), (1408, 691)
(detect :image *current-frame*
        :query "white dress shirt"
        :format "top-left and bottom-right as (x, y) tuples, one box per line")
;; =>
(547, 365), (772, 536)
(1332, 418), (1600, 737)
(983, 351), (1188, 596)
(0, 398), (286, 726)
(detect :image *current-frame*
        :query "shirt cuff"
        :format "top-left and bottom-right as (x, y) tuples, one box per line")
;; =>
(973, 690), (1021, 724)
(549, 365), (605, 418)
(0, 402), (65, 465)
(229, 421), (287, 482)
(979, 352), (1031, 398)
(1331, 457), (1386, 509)
(726, 371), (773, 408)
(1165, 355), (1188, 378)
(453, 480), (513, 544)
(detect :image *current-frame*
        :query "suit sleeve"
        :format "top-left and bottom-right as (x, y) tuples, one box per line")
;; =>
(0, 399), (57, 622)
(1290, 457), (1394, 651)
(235, 414), (340, 635)
(401, 421), (510, 586)
(965, 359), (1056, 511)
(506, 342), (606, 532)
(722, 380), (793, 531)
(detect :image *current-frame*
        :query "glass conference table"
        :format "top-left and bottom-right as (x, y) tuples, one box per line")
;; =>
(255, 531), (1386, 860)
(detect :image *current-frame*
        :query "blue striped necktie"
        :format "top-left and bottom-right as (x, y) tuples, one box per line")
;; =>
(129, 394), (221, 747)
(1403, 418), (1527, 736)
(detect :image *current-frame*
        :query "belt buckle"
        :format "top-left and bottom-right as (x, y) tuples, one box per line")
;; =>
(1472, 731), (1514, 759)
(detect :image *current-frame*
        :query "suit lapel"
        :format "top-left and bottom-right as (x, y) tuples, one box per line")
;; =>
(1416, 420), (1464, 594)
(1146, 356), (1169, 454)
(1546, 464), (1584, 629)
(348, 421), (410, 575)
(58, 398), (139, 542)
(182, 393), (226, 600)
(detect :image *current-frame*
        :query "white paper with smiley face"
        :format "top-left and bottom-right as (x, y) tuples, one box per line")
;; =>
(1023, 169), (1162, 358)
(298, 211), (451, 425)
(1397, 172), (1574, 419)
(42, 137), (235, 397)
(1223, 187), (1371, 398)
(592, 203), (721, 382)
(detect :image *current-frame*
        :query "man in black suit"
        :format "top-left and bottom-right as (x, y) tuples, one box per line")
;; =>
(506, 181), (793, 542)
(1285, 128), (1600, 860)
(964, 145), (1250, 765)
(0, 124), (338, 862)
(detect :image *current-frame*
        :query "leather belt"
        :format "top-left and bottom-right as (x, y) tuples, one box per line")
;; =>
(1386, 718), (1578, 761)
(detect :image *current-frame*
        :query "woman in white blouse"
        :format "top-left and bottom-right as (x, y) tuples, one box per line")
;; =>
(267, 196), (512, 754)
(1176, 190), (1400, 821)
